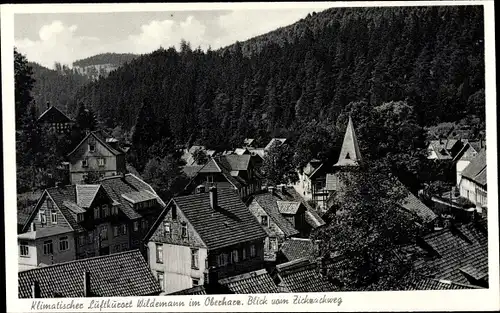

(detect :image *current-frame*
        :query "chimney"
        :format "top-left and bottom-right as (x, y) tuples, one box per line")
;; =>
(31, 281), (41, 298)
(46, 101), (50, 110)
(209, 187), (217, 209)
(83, 271), (91, 297)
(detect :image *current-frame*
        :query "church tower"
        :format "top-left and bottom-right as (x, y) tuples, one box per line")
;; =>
(334, 115), (362, 167)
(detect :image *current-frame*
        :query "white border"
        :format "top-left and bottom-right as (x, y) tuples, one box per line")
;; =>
(2, 1), (499, 312)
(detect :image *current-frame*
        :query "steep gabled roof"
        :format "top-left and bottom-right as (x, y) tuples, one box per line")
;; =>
(407, 278), (484, 290)
(148, 188), (267, 250)
(335, 116), (362, 167)
(223, 154), (251, 171)
(75, 185), (101, 208)
(399, 187), (438, 223)
(67, 130), (124, 158)
(252, 193), (299, 237)
(37, 105), (74, 124)
(18, 250), (161, 298)
(218, 269), (279, 294)
(416, 222), (488, 285)
(276, 187), (325, 228)
(279, 238), (317, 262)
(461, 149), (487, 186)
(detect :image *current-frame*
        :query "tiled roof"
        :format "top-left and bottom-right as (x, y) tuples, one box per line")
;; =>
(265, 138), (287, 150)
(37, 105), (73, 123)
(249, 148), (265, 159)
(75, 185), (100, 208)
(416, 223), (488, 285)
(121, 190), (157, 204)
(168, 285), (207, 295)
(461, 149), (487, 186)
(62, 201), (86, 214)
(277, 201), (301, 215)
(67, 130), (125, 157)
(399, 188), (437, 223)
(243, 138), (255, 146)
(274, 258), (337, 293)
(325, 173), (339, 191)
(188, 145), (206, 154)
(18, 250), (161, 298)
(182, 165), (203, 178)
(453, 142), (480, 162)
(218, 269), (279, 294)
(407, 278), (484, 290)
(198, 158), (222, 173)
(100, 174), (165, 220)
(170, 188), (267, 250)
(280, 238), (316, 262)
(234, 148), (250, 155)
(18, 225), (73, 240)
(46, 186), (82, 232)
(223, 155), (251, 171)
(253, 193), (299, 237)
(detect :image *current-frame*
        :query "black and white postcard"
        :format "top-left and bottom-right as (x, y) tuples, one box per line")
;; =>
(2, 1), (498, 312)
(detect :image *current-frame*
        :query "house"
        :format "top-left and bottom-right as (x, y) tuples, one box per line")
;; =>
(270, 257), (337, 293)
(18, 250), (161, 298)
(414, 221), (488, 288)
(277, 238), (317, 263)
(144, 187), (267, 294)
(293, 159), (323, 202)
(182, 155), (262, 199)
(264, 138), (287, 151)
(18, 174), (165, 266)
(37, 101), (74, 134)
(181, 145), (217, 166)
(243, 138), (255, 147)
(453, 141), (483, 186)
(459, 149), (487, 210)
(67, 130), (127, 184)
(246, 186), (325, 261)
(427, 138), (465, 160)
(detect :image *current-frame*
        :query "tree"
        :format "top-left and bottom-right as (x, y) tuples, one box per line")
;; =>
(131, 99), (160, 171)
(261, 141), (298, 185)
(14, 48), (35, 129)
(71, 103), (97, 146)
(142, 153), (190, 201)
(312, 161), (430, 291)
(83, 171), (103, 184)
(192, 148), (208, 165)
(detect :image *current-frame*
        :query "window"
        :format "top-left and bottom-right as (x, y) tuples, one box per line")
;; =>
(345, 153), (351, 159)
(121, 243), (128, 251)
(89, 143), (95, 152)
(260, 215), (268, 227)
(157, 272), (164, 291)
(115, 245), (121, 252)
(47, 200), (53, 210)
(43, 240), (53, 255)
(51, 210), (58, 224)
(102, 205), (109, 218)
(231, 249), (239, 263)
(111, 206), (119, 215)
(171, 207), (177, 220)
(121, 224), (128, 235)
(82, 158), (88, 167)
(242, 247), (247, 260)
(98, 158), (105, 167)
(87, 232), (94, 244)
(217, 253), (229, 267)
(192, 279), (200, 286)
(101, 226), (108, 240)
(20, 241), (29, 257)
(93, 207), (100, 219)
(134, 221), (139, 231)
(79, 235), (86, 246)
(181, 223), (187, 238)
(76, 213), (84, 222)
(206, 175), (214, 184)
(156, 244), (163, 264)
(191, 249), (199, 269)
(39, 210), (47, 225)
(59, 236), (69, 251)
(142, 219), (148, 230)
(163, 221), (170, 235)
(250, 244), (256, 258)
(113, 226), (119, 237)
(270, 238), (278, 251)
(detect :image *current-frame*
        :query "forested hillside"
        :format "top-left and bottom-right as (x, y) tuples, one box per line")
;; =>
(72, 6), (484, 176)
(29, 62), (90, 116)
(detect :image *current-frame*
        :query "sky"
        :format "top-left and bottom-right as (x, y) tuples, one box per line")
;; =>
(14, 9), (323, 69)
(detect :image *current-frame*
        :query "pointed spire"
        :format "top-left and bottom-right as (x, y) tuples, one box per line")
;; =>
(334, 115), (362, 167)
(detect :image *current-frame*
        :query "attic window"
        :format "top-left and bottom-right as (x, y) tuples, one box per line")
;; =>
(181, 222), (187, 238)
(345, 153), (351, 159)
(89, 143), (96, 152)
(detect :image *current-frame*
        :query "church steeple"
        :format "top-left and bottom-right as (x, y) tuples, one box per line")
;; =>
(334, 115), (362, 167)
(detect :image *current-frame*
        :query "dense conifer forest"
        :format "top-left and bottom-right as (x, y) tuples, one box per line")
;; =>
(72, 53), (139, 67)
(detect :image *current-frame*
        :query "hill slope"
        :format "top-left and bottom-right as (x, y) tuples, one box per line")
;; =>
(74, 6), (485, 149)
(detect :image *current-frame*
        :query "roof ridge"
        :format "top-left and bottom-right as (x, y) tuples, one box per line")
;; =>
(19, 249), (142, 275)
(219, 269), (268, 284)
